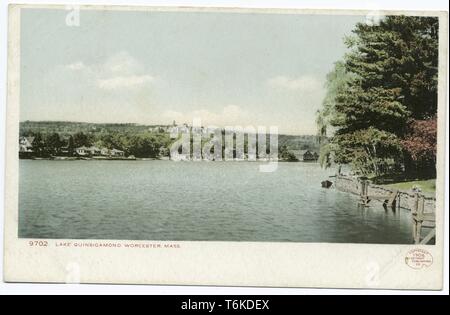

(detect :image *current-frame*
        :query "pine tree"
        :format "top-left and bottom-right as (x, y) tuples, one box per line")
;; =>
(319, 16), (439, 177)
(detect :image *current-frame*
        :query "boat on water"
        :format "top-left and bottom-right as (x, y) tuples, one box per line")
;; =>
(321, 180), (333, 188)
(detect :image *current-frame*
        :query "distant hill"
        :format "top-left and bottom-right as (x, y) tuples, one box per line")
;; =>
(19, 121), (165, 137)
(19, 121), (321, 153)
(278, 134), (320, 152)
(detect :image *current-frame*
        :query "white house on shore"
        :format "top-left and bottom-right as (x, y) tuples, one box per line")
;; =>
(101, 148), (110, 156)
(110, 149), (125, 157)
(75, 146), (89, 156)
(19, 136), (35, 153)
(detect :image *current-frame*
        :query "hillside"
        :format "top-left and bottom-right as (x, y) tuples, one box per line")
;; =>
(19, 121), (321, 153)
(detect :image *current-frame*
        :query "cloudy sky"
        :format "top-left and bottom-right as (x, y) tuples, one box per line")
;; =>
(20, 8), (364, 135)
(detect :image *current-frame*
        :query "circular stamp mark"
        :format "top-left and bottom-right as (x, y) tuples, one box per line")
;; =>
(405, 249), (433, 269)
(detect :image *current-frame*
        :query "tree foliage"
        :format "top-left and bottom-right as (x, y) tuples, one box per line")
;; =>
(279, 145), (299, 162)
(21, 129), (172, 158)
(401, 118), (437, 177)
(401, 118), (437, 161)
(317, 16), (439, 178)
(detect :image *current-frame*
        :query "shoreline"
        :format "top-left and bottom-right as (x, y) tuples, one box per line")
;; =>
(19, 156), (319, 163)
(20, 156), (140, 161)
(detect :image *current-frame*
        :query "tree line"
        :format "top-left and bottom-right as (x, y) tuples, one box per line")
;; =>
(22, 130), (173, 158)
(21, 122), (320, 160)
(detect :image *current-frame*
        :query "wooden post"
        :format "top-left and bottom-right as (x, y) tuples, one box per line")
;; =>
(412, 192), (419, 242)
(359, 180), (369, 205)
(365, 181), (369, 198)
(421, 229), (436, 245)
(416, 195), (425, 244)
(412, 193), (425, 244)
(360, 180), (365, 197)
(386, 189), (398, 209)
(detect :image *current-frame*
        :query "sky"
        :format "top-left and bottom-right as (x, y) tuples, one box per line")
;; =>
(20, 8), (364, 135)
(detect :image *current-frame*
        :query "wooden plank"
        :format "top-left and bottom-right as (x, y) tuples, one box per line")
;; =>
(387, 189), (398, 207)
(422, 222), (436, 228)
(418, 196), (425, 215)
(422, 214), (436, 221)
(366, 195), (390, 200)
(414, 220), (422, 244)
(412, 192), (419, 215)
(420, 229), (436, 245)
(412, 213), (435, 222)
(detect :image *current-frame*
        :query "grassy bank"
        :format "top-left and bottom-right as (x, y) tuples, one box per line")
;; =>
(382, 179), (436, 194)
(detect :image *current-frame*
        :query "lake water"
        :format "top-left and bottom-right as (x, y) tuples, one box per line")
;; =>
(19, 160), (414, 244)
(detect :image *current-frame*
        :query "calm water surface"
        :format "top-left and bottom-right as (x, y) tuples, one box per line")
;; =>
(19, 160), (414, 243)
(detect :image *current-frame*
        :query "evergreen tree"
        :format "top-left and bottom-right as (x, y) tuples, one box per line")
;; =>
(46, 133), (62, 155)
(67, 135), (75, 156)
(318, 16), (439, 177)
(32, 132), (45, 157)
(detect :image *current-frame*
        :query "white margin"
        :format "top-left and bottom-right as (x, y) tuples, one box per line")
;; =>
(0, 0), (448, 295)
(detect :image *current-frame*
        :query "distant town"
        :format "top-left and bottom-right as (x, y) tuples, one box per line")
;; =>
(19, 121), (320, 162)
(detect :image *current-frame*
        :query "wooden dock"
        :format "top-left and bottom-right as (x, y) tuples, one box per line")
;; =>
(358, 179), (398, 208)
(411, 192), (436, 244)
(335, 175), (436, 245)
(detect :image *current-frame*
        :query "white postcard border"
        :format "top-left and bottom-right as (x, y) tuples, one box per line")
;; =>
(4, 4), (448, 289)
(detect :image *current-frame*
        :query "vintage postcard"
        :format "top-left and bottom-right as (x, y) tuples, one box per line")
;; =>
(3, 5), (447, 289)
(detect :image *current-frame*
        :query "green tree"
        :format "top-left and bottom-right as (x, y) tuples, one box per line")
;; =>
(333, 128), (402, 176)
(316, 61), (351, 143)
(45, 133), (63, 155)
(401, 118), (437, 178)
(73, 132), (92, 148)
(67, 135), (75, 156)
(279, 145), (299, 162)
(318, 16), (439, 177)
(32, 132), (46, 157)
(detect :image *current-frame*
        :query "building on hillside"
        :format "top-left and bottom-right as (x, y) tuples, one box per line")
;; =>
(75, 146), (102, 156)
(110, 149), (125, 157)
(75, 146), (90, 156)
(89, 146), (102, 156)
(101, 148), (110, 156)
